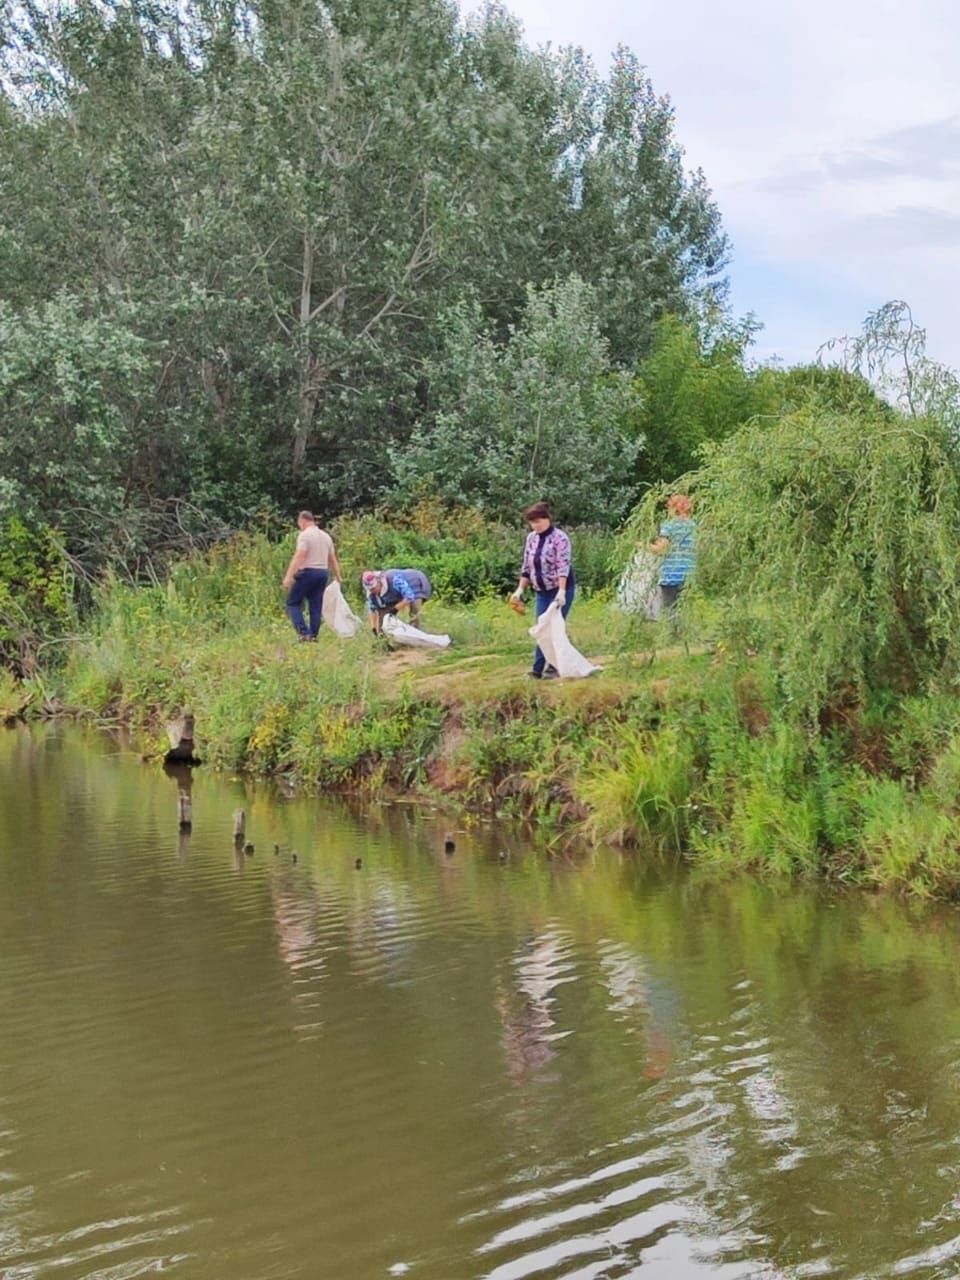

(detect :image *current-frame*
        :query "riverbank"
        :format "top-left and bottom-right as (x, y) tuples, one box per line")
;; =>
(33, 525), (960, 900)
(56, 561), (704, 826)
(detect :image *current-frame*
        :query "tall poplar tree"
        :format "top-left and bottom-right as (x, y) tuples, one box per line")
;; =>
(0, 0), (730, 560)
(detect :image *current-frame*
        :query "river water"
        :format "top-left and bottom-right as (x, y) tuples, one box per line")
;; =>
(3, 727), (960, 1279)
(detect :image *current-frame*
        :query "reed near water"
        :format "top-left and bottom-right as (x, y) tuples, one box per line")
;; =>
(50, 404), (960, 900)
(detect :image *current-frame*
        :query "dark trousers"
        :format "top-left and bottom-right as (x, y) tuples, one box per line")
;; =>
(660, 582), (684, 634)
(660, 583), (683, 612)
(286, 568), (329, 638)
(532, 581), (575, 675)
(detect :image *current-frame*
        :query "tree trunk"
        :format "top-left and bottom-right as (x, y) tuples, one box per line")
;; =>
(200, 357), (231, 426)
(294, 353), (324, 474)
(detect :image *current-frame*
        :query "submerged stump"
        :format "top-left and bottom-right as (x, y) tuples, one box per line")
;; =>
(165, 712), (199, 764)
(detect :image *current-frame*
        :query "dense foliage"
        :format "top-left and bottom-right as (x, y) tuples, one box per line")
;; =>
(0, 0), (727, 575)
(630, 313), (769, 483)
(629, 407), (960, 715)
(0, 517), (72, 673)
(393, 277), (639, 522)
(333, 500), (616, 599)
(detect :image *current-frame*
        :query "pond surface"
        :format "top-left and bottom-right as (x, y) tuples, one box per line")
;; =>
(3, 727), (960, 1279)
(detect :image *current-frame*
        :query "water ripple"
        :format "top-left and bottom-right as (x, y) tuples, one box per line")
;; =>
(5, 730), (960, 1279)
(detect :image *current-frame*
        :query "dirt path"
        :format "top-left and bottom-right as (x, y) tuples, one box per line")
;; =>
(372, 643), (710, 697)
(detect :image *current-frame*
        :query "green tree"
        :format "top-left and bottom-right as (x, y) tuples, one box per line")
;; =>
(631, 313), (765, 483)
(0, 295), (153, 564)
(394, 276), (640, 525)
(567, 49), (729, 365)
(0, 0), (730, 551)
(634, 405), (960, 715)
(755, 363), (892, 418)
(821, 300), (960, 430)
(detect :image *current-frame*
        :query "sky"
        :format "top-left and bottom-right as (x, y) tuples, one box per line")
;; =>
(464, 0), (960, 369)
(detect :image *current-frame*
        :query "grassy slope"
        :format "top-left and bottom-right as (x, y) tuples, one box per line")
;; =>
(52, 534), (960, 899)
(57, 566), (707, 819)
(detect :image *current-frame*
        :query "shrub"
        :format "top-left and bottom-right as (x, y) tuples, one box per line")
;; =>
(333, 503), (616, 601)
(626, 407), (960, 716)
(579, 726), (695, 849)
(0, 517), (73, 672)
(856, 778), (959, 895)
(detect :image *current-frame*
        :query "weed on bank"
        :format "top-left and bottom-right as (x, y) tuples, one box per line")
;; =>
(52, 427), (960, 903)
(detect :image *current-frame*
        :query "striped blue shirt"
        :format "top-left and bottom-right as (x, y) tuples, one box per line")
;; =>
(659, 518), (696, 586)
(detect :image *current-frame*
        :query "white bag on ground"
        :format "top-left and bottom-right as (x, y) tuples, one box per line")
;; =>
(322, 581), (364, 637)
(382, 613), (451, 649)
(529, 602), (601, 678)
(616, 551), (661, 619)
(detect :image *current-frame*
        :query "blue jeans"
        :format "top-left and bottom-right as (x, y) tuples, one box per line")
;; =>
(286, 568), (329, 638)
(532, 581), (575, 675)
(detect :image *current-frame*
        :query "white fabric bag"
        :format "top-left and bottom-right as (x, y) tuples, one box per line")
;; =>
(382, 613), (451, 649)
(616, 551), (661, 619)
(528, 602), (601, 678)
(322, 581), (364, 637)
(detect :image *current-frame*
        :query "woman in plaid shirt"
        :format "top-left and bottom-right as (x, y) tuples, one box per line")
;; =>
(511, 502), (575, 679)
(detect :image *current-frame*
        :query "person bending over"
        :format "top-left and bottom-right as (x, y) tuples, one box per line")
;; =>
(362, 568), (433, 634)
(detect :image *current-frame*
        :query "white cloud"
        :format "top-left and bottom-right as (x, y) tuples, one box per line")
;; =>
(462, 0), (960, 368)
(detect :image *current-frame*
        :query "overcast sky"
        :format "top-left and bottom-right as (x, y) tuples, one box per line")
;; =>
(465, 0), (960, 369)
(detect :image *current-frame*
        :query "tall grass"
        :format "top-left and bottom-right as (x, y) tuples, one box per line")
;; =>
(50, 499), (960, 899)
(579, 728), (694, 849)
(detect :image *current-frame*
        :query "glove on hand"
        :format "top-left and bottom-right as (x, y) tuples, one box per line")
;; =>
(555, 587), (567, 608)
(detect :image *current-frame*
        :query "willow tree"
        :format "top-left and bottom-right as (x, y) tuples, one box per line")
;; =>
(631, 405), (960, 715)
(822, 300), (960, 433)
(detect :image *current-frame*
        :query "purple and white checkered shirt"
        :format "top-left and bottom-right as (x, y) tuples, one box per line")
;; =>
(521, 527), (572, 592)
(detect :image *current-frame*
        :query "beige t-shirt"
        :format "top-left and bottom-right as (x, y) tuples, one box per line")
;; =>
(296, 525), (334, 570)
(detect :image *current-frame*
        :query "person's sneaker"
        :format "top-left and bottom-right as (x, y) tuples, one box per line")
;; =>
(541, 668), (559, 680)
(527, 670), (542, 679)
(299, 634), (316, 643)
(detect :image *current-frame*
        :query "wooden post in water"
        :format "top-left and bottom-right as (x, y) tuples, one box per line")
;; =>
(232, 809), (246, 844)
(166, 761), (193, 856)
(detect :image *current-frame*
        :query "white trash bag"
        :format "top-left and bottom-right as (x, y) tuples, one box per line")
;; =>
(382, 613), (451, 649)
(322, 581), (364, 637)
(616, 550), (661, 620)
(529, 602), (601, 678)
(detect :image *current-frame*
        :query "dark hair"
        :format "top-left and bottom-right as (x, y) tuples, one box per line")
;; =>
(523, 502), (551, 522)
(298, 510), (315, 522)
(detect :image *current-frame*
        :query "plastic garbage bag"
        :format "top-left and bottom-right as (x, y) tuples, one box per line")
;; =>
(382, 613), (451, 649)
(322, 581), (364, 637)
(616, 551), (661, 619)
(529, 602), (601, 678)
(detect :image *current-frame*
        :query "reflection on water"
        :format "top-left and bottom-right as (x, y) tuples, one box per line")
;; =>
(497, 929), (576, 1086)
(4, 726), (960, 1278)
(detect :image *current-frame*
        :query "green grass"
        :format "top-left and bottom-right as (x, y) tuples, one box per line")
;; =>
(48, 528), (960, 900)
